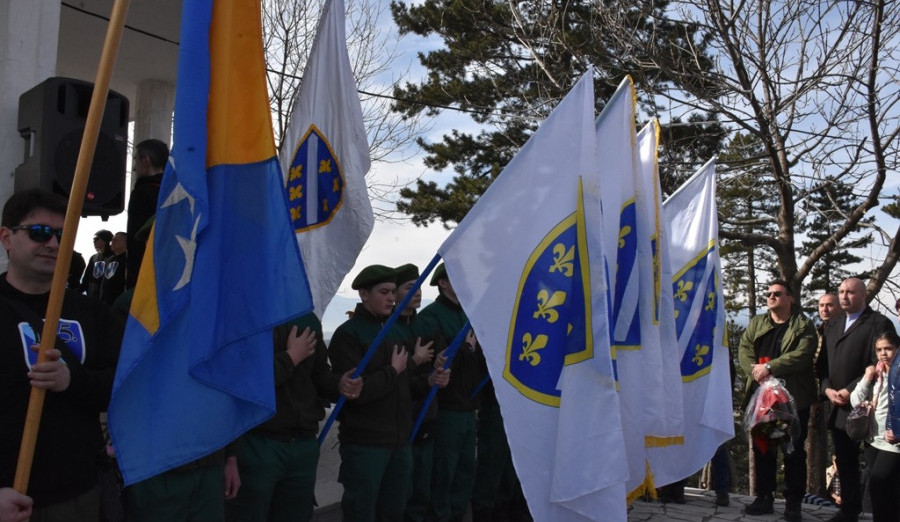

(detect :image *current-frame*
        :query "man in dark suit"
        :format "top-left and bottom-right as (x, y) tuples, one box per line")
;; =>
(819, 277), (896, 522)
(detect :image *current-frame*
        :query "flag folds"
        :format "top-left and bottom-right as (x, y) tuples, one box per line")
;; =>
(650, 158), (733, 482)
(109, 0), (312, 486)
(635, 121), (686, 487)
(439, 71), (627, 521)
(279, 0), (374, 318)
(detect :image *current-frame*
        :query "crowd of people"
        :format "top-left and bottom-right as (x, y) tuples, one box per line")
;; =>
(0, 172), (530, 521)
(738, 279), (900, 522)
(1, 140), (900, 522)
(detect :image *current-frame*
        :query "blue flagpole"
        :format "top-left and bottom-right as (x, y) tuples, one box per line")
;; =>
(469, 374), (491, 400)
(408, 320), (471, 443)
(318, 253), (442, 445)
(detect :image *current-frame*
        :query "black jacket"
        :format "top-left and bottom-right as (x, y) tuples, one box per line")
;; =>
(818, 306), (896, 429)
(328, 304), (418, 447)
(0, 275), (122, 506)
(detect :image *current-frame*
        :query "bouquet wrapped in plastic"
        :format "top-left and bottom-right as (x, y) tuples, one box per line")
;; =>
(743, 376), (801, 454)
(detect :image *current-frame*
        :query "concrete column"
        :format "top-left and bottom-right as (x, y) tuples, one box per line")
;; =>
(133, 79), (174, 148)
(0, 0), (62, 271)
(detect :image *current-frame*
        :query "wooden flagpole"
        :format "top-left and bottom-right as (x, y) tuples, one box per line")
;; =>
(13, 0), (132, 493)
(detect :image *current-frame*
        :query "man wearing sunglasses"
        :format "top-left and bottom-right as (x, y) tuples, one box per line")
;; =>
(738, 280), (817, 522)
(0, 189), (122, 522)
(818, 277), (896, 522)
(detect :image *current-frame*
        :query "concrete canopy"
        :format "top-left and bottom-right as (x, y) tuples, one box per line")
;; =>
(55, 0), (180, 106)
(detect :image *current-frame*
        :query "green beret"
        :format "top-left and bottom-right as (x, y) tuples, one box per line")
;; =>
(352, 264), (396, 290)
(394, 263), (419, 286)
(429, 263), (448, 286)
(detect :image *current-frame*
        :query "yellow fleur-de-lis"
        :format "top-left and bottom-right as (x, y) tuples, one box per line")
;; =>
(618, 225), (632, 249)
(319, 159), (333, 173)
(533, 289), (567, 323)
(289, 185), (303, 201)
(332, 177), (340, 192)
(692, 344), (710, 366)
(290, 205), (302, 221)
(519, 333), (548, 366)
(322, 198), (330, 212)
(550, 243), (575, 277)
(674, 279), (693, 302)
(705, 291), (716, 311)
(289, 164), (303, 181)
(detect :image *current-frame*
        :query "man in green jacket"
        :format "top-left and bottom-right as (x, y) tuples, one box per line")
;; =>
(419, 264), (486, 522)
(739, 280), (817, 522)
(327, 265), (415, 522)
(226, 312), (361, 522)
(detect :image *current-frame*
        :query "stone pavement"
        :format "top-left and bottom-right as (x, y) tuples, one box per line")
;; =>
(310, 412), (868, 521)
(628, 488), (871, 522)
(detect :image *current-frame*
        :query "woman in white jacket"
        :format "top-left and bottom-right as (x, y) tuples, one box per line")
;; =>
(850, 330), (900, 522)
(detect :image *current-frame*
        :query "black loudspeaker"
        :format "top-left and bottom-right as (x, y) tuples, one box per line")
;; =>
(14, 77), (129, 218)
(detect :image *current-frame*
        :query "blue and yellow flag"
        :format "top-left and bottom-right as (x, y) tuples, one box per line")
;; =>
(108, 0), (312, 485)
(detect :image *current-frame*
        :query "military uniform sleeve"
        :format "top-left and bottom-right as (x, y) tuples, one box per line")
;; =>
(737, 316), (759, 376)
(328, 328), (398, 405)
(272, 322), (295, 387)
(311, 336), (340, 403)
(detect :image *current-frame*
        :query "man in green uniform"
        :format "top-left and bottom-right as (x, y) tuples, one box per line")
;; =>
(393, 264), (445, 522)
(419, 264), (486, 522)
(227, 312), (362, 522)
(328, 265), (424, 522)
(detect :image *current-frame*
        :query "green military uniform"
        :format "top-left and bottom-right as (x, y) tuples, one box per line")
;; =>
(329, 266), (421, 522)
(419, 281), (486, 522)
(396, 308), (444, 522)
(470, 383), (530, 522)
(227, 313), (339, 522)
(125, 447), (235, 522)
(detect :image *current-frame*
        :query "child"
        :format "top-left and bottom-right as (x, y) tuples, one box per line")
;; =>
(849, 331), (900, 521)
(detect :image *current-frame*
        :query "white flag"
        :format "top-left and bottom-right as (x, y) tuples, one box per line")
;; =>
(635, 121), (686, 486)
(279, 0), (374, 317)
(439, 71), (628, 521)
(650, 158), (734, 481)
(594, 77), (654, 500)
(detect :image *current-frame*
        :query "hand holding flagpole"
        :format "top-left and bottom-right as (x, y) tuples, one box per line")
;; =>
(13, 0), (131, 493)
(318, 254), (442, 444)
(408, 320), (471, 443)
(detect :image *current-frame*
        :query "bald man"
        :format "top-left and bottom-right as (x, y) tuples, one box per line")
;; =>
(819, 278), (896, 522)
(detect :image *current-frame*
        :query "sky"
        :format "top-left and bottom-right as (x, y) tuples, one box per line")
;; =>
(68, 0), (900, 334)
(71, 2), (457, 334)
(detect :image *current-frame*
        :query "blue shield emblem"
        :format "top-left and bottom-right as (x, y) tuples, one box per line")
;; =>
(504, 211), (592, 407)
(671, 243), (719, 382)
(612, 199), (640, 347)
(679, 269), (718, 381)
(18, 319), (86, 369)
(284, 124), (345, 232)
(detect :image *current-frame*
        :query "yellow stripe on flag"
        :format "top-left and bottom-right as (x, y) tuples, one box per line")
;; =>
(207, 1), (275, 166)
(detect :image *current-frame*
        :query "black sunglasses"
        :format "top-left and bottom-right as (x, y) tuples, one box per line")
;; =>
(767, 291), (784, 298)
(10, 224), (63, 243)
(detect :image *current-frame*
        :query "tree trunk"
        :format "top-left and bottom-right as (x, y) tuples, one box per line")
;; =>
(806, 401), (828, 496)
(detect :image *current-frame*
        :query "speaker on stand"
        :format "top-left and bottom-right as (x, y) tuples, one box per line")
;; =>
(14, 77), (129, 219)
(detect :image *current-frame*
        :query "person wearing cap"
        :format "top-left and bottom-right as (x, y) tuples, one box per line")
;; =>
(393, 264), (448, 522)
(227, 313), (362, 522)
(327, 265), (418, 522)
(419, 264), (486, 522)
(81, 229), (113, 299)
